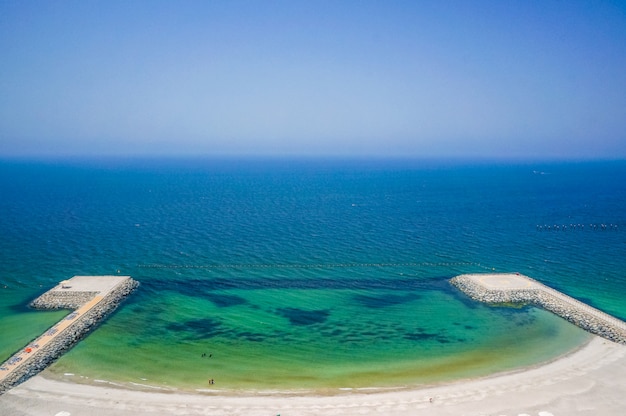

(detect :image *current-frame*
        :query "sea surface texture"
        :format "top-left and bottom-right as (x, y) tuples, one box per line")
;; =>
(0, 158), (624, 392)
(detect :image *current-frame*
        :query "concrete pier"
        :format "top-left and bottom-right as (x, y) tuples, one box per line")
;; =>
(0, 275), (138, 394)
(451, 273), (626, 344)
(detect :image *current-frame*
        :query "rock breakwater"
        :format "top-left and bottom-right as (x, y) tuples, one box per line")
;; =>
(450, 274), (626, 345)
(0, 277), (139, 394)
(30, 290), (100, 310)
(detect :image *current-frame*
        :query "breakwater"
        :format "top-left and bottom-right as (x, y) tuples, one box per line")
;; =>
(0, 276), (138, 394)
(30, 290), (99, 309)
(451, 273), (626, 345)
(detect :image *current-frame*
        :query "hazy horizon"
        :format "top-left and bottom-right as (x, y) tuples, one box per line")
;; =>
(1, 1), (625, 160)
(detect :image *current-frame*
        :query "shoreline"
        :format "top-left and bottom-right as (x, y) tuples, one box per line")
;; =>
(2, 336), (625, 415)
(34, 335), (596, 397)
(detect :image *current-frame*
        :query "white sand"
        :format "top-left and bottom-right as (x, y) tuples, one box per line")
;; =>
(1, 336), (625, 416)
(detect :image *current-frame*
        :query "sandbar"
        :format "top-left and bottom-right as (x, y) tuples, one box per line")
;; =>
(1, 336), (625, 415)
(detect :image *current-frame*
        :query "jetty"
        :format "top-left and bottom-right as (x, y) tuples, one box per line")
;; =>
(0, 275), (138, 394)
(451, 273), (626, 344)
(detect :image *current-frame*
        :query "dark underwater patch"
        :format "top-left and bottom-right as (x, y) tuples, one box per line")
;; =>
(205, 293), (247, 307)
(165, 316), (272, 342)
(404, 329), (450, 344)
(167, 317), (224, 339)
(128, 305), (146, 314)
(277, 307), (330, 326)
(494, 305), (536, 326)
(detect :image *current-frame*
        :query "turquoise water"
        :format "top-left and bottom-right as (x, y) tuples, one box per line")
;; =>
(1, 158), (624, 391)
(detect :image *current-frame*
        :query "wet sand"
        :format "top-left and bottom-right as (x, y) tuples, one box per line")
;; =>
(1, 336), (625, 415)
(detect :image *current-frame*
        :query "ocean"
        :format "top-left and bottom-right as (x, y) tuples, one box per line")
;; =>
(0, 157), (624, 392)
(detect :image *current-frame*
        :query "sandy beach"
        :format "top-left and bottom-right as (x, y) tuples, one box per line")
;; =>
(1, 336), (625, 416)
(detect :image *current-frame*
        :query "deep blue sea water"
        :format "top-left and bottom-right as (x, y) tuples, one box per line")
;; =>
(1, 158), (624, 391)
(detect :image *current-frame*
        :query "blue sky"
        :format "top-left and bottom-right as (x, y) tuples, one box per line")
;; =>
(1, 0), (625, 159)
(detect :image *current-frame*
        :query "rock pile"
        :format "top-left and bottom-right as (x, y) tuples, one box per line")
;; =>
(450, 275), (626, 345)
(30, 291), (99, 310)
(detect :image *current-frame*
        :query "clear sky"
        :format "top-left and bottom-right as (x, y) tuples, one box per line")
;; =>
(1, 0), (625, 159)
